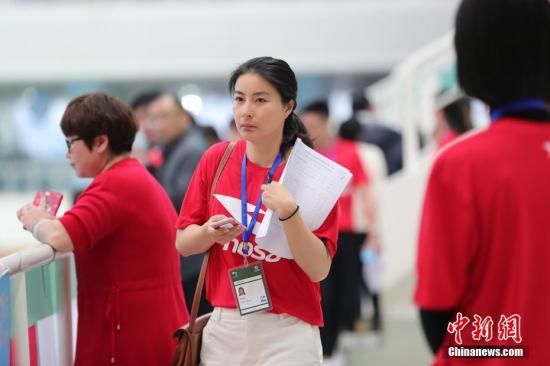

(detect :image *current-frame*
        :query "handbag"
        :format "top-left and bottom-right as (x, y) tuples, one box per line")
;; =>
(172, 141), (236, 366)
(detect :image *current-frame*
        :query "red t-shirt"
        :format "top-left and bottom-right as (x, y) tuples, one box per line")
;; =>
(318, 138), (368, 232)
(437, 130), (461, 150)
(415, 118), (550, 365)
(177, 140), (339, 326)
(60, 158), (188, 366)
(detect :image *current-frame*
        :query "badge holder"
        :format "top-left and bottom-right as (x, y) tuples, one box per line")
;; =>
(227, 152), (282, 316)
(229, 258), (273, 316)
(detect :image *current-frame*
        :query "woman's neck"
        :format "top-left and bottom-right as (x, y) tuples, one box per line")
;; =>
(101, 153), (130, 173)
(246, 139), (282, 167)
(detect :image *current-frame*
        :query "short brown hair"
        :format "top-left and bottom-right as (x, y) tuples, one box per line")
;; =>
(61, 92), (138, 154)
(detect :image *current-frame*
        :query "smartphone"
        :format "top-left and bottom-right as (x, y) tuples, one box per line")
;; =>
(210, 217), (239, 230)
(33, 190), (64, 215)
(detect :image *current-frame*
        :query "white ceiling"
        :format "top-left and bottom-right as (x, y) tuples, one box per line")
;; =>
(0, 1), (461, 81)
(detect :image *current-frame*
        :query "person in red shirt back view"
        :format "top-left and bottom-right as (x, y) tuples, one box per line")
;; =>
(415, 0), (550, 365)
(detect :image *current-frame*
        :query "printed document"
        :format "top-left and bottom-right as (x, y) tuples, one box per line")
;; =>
(256, 138), (352, 258)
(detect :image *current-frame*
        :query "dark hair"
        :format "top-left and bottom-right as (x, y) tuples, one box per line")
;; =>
(155, 92), (197, 125)
(61, 92), (137, 155)
(352, 92), (371, 113)
(201, 125), (221, 145)
(442, 97), (472, 134)
(129, 90), (162, 110)
(455, 0), (550, 108)
(301, 100), (330, 119)
(228, 56), (312, 154)
(338, 119), (362, 141)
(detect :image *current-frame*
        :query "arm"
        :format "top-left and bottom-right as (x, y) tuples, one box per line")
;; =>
(17, 203), (74, 252)
(176, 215), (244, 257)
(32, 219), (74, 252)
(352, 143), (380, 250)
(359, 183), (381, 251)
(415, 156), (474, 352)
(279, 207), (331, 282)
(419, 309), (454, 354)
(361, 184), (377, 231)
(261, 182), (331, 282)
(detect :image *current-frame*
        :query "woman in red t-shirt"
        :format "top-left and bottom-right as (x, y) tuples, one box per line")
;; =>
(17, 93), (187, 365)
(176, 57), (339, 365)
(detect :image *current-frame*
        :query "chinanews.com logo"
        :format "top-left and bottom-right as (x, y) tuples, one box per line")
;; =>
(446, 312), (526, 359)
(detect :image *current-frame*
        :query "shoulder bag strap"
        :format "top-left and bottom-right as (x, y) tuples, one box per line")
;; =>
(188, 141), (236, 329)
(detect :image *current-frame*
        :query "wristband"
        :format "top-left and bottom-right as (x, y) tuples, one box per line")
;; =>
(278, 205), (300, 222)
(31, 219), (50, 241)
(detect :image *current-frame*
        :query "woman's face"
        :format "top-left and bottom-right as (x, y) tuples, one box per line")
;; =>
(65, 135), (106, 178)
(232, 72), (293, 145)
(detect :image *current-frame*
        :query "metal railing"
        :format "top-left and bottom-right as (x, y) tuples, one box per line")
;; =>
(0, 244), (73, 366)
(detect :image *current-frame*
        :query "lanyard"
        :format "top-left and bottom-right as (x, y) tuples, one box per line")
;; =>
(490, 98), (548, 122)
(241, 152), (283, 263)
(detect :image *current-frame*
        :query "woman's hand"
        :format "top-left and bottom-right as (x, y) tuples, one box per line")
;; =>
(261, 182), (297, 219)
(204, 215), (245, 245)
(16, 200), (55, 231)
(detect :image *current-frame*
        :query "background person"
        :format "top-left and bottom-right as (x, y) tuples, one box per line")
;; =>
(148, 93), (209, 211)
(346, 93), (403, 175)
(301, 101), (380, 360)
(176, 57), (339, 366)
(415, 0), (550, 365)
(17, 92), (188, 366)
(338, 118), (387, 333)
(147, 92), (212, 316)
(129, 90), (163, 171)
(432, 90), (472, 149)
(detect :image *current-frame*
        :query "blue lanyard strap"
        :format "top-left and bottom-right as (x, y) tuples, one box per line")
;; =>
(241, 152), (283, 256)
(490, 98), (548, 122)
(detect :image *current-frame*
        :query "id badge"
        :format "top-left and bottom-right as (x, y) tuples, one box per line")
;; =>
(228, 262), (272, 316)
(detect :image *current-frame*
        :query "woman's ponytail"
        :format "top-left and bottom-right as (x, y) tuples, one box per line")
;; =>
(281, 112), (313, 154)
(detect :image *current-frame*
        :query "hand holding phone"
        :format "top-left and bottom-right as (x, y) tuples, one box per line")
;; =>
(210, 217), (239, 230)
(33, 190), (64, 216)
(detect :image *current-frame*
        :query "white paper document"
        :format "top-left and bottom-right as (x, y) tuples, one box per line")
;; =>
(255, 139), (352, 258)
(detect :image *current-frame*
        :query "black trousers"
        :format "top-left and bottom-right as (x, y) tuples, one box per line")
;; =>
(320, 232), (366, 356)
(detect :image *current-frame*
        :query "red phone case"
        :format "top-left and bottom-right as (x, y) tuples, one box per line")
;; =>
(33, 190), (64, 215)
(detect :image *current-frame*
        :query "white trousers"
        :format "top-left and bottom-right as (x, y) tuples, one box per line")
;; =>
(200, 307), (323, 366)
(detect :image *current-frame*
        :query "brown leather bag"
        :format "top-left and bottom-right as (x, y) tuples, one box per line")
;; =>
(172, 141), (236, 366)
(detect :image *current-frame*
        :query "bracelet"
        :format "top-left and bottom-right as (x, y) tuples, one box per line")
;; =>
(31, 219), (50, 241)
(278, 205), (300, 222)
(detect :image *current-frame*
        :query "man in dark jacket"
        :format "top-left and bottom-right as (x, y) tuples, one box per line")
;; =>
(149, 93), (211, 315)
